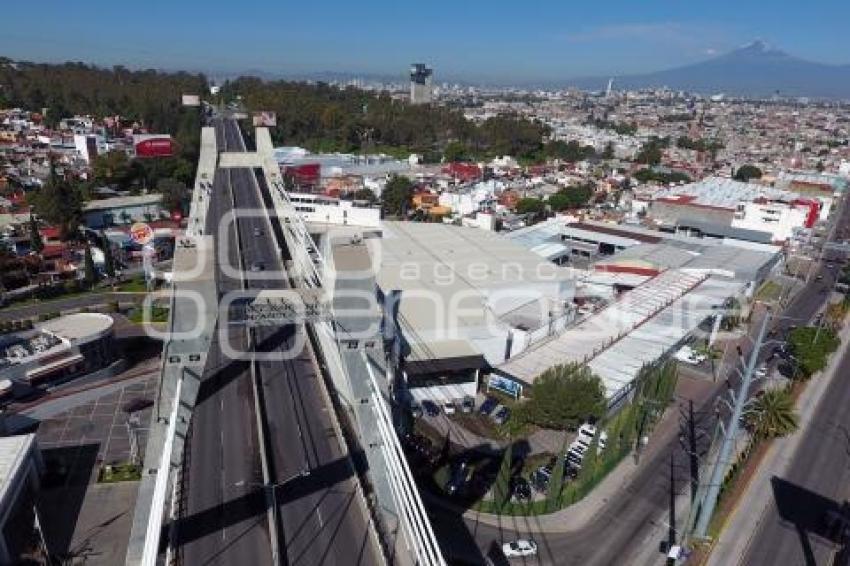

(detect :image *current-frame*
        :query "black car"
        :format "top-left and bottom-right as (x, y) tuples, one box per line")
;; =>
(511, 476), (532, 501)
(478, 396), (498, 416)
(421, 400), (440, 417)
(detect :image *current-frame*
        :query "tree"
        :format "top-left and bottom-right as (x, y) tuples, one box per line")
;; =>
(634, 138), (666, 166)
(548, 183), (594, 211)
(443, 141), (470, 162)
(92, 150), (137, 189)
(522, 364), (607, 430)
(101, 232), (116, 278)
(733, 164), (763, 182)
(602, 142), (615, 160)
(544, 140), (595, 162)
(515, 197), (545, 216)
(352, 188), (377, 203)
(493, 442), (514, 509)
(83, 245), (98, 288)
(382, 175), (414, 218)
(30, 163), (83, 240)
(547, 444), (568, 511)
(28, 214), (43, 253)
(157, 178), (188, 214)
(745, 388), (798, 439)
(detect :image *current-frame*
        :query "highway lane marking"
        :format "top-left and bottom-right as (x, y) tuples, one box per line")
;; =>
(316, 506), (324, 528)
(220, 395), (227, 542)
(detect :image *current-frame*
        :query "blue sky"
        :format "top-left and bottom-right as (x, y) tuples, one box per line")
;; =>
(2, 0), (849, 82)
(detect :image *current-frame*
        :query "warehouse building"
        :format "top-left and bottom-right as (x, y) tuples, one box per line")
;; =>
(375, 221), (576, 403)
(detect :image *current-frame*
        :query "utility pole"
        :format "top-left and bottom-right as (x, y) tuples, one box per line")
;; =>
(692, 312), (771, 538)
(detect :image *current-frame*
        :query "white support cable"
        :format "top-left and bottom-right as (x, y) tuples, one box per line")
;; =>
(370, 399), (432, 565)
(363, 353), (446, 566)
(264, 172), (444, 565)
(141, 376), (182, 566)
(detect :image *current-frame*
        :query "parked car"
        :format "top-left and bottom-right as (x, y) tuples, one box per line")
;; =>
(443, 401), (457, 416)
(502, 539), (538, 558)
(755, 364), (768, 378)
(478, 396), (498, 416)
(250, 262), (265, 271)
(510, 476), (531, 501)
(461, 395), (475, 413)
(530, 465), (552, 492)
(422, 400), (440, 417)
(410, 401), (423, 419)
(492, 406), (510, 425)
(446, 461), (470, 496)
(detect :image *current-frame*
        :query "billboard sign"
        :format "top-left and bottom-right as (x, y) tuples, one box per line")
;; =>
(133, 134), (175, 158)
(488, 375), (521, 398)
(182, 94), (201, 107)
(130, 222), (154, 246)
(252, 111), (277, 127)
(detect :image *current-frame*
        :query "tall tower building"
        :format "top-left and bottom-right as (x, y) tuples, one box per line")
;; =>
(409, 63), (433, 105)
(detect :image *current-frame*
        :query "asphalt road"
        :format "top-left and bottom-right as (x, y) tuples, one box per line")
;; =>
(737, 205), (850, 565)
(740, 342), (850, 566)
(221, 118), (380, 566)
(427, 203), (850, 566)
(178, 120), (271, 566)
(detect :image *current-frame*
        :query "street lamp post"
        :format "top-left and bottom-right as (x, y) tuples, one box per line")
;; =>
(692, 313), (770, 538)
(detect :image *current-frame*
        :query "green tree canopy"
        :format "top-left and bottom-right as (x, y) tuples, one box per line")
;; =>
(515, 197), (546, 216)
(745, 388), (798, 439)
(522, 363), (607, 430)
(30, 165), (83, 240)
(101, 231), (116, 278)
(733, 164), (763, 182)
(633, 168), (691, 185)
(443, 141), (470, 163)
(157, 178), (188, 214)
(28, 214), (43, 253)
(544, 140), (596, 162)
(634, 137), (668, 166)
(548, 182), (595, 211)
(83, 244), (98, 288)
(788, 326), (839, 378)
(382, 175), (414, 218)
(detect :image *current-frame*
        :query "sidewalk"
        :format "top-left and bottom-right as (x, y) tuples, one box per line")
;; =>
(429, 374), (716, 533)
(706, 316), (850, 566)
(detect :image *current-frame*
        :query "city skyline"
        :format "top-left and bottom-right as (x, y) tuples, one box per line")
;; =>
(1, 0), (850, 83)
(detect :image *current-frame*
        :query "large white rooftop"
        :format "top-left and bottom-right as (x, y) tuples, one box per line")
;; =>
(653, 176), (799, 210)
(40, 312), (114, 342)
(498, 269), (740, 399)
(378, 221), (575, 361)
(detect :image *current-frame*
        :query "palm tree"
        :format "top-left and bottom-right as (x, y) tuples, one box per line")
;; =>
(745, 388), (798, 439)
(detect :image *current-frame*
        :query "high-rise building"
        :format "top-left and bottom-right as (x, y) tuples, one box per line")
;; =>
(409, 63), (433, 105)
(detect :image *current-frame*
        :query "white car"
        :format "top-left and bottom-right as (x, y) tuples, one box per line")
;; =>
(443, 401), (457, 416)
(755, 364), (768, 378)
(502, 539), (538, 558)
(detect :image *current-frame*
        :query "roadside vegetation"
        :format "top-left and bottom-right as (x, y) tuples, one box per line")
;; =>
(430, 361), (679, 517)
(788, 326), (840, 378)
(98, 463), (142, 483)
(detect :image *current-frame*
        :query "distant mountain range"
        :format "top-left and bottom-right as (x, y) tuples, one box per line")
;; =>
(566, 41), (850, 99)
